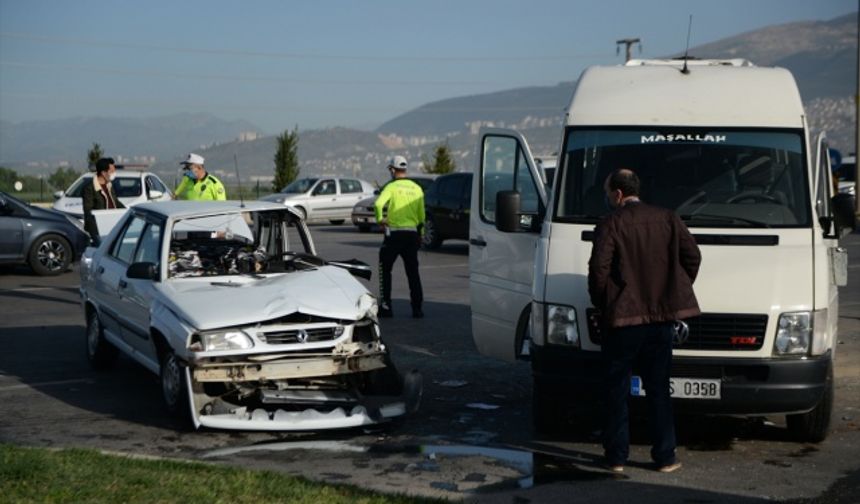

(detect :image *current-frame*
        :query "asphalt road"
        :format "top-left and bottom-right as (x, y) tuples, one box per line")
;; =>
(2, 224), (860, 503)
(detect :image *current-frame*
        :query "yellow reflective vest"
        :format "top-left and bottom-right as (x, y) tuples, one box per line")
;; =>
(374, 178), (425, 233)
(175, 173), (227, 201)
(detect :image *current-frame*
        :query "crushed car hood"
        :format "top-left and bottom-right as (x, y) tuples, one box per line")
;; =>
(160, 265), (369, 331)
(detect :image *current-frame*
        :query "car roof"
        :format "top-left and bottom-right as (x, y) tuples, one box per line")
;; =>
(77, 170), (157, 179)
(134, 200), (294, 219)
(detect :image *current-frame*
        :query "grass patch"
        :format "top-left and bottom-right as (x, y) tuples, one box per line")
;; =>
(0, 444), (439, 504)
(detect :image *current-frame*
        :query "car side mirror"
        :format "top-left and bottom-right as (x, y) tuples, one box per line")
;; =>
(0, 197), (8, 214)
(373, 189), (380, 195)
(495, 190), (521, 233)
(832, 193), (857, 238)
(148, 189), (164, 200)
(53, 190), (64, 201)
(328, 259), (372, 281)
(127, 262), (159, 281)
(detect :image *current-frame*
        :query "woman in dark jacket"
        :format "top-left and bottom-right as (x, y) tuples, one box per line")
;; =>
(82, 157), (125, 245)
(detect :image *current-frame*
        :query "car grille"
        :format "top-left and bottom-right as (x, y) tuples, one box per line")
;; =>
(260, 326), (341, 344)
(586, 311), (767, 351)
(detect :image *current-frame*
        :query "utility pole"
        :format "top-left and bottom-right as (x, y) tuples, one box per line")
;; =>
(616, 38), (641, 62)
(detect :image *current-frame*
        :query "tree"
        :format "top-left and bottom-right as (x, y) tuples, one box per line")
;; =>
(422, 141), (456, 174)
(48, 166), (81, 191)
(87, 143), (103, 170)
(272, 126), (300, 192)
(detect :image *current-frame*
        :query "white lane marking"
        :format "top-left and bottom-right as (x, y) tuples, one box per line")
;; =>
(0, 378), (94, 391)
(420, 263), (468, 270)
(393, 343), (438, 357)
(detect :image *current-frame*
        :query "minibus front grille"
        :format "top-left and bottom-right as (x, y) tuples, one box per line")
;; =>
(585, 311), (767, 351)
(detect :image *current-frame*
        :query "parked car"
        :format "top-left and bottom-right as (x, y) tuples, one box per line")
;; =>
(0, 191), (90, 275)
(79, 200), (420, 431)
(53, 167), (172, 219)
(422, 173), (473, 249)
(351, 176), (436, 232)
(260, 177), (374, 224)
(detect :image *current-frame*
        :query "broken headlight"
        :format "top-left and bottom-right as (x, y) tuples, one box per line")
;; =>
(195, 330), (254, 352)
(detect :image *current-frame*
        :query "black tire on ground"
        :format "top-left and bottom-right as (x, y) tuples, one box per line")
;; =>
(357, 225), (371, 233)
(787, 365), (833, 443)
(329, 219), (345, 225)
(85, 309), (118, 370)
(422, 215), (442, 249)
(28, 233), (71, 276)
(160, 349), (193, 428)
(532, 380), (568, 436)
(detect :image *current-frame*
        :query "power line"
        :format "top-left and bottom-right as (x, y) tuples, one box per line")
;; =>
(0, 31), (611, 63)
(0, 60), (497, 86)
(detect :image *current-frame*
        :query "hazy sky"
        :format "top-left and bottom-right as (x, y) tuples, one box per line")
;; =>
(0, 0), (856, 133)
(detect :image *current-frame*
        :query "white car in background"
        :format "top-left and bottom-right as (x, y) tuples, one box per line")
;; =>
(260, 176), (375, 224)
(53, 167), (172, 218)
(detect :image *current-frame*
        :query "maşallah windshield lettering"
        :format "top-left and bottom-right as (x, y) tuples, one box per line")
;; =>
(641, 134), (727, 143)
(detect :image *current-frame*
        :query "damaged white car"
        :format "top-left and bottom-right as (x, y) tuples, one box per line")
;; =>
(79, 201), (420, 431)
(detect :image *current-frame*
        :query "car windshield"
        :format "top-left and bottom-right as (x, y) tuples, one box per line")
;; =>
(555, 128), (810, 227)
(66, 176), (142, 198)
(280, 178), (319, 194)
(168, 210), (314, 278)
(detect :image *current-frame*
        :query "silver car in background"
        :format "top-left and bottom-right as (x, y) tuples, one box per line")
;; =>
(79, 200), (420, 431)
(260, 177), (374, 224)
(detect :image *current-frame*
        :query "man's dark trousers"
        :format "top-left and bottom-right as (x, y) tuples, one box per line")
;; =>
(602, 322), (676, 466)
(378, 230), (423, 311)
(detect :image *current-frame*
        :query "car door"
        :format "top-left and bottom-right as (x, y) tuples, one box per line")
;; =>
(91, 214), (148, 353)
(336, 179), (367, 219)
(453, 174), (473, 240)
(469, 128), (546, 361)
(309, 179), (338, 219)
(813, 133), (841, 353)
(0, 195), (25, 260)
(117, 219), (163, 369)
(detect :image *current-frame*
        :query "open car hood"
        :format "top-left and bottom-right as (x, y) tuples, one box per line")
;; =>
(162, 265), (369, 331)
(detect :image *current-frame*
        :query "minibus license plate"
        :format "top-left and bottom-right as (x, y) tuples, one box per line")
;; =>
(630, 376), (720, 400)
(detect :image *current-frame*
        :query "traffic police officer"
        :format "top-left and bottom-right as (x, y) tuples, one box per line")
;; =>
(374, 155), (425, 318)
(175, 153), (227, 201)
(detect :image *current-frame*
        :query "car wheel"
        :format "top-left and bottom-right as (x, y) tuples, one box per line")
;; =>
(787, 365), (833, 443)
(28, 234), (71, 276)
(329, 219), (345, 225)
(160, 350), (192, 425)
(422, 215), (442, 249)
(86, 309), (117, 370)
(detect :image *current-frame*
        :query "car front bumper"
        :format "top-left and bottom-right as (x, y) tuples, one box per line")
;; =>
(531, 345), (831, 416)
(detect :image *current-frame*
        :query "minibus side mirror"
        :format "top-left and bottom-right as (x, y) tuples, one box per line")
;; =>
(832, 193), (857, 238)
(496, 190), (521, 232)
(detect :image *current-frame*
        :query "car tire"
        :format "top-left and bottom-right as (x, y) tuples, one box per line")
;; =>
(422, 215), (442, 249)
(85, 309), (118, 370)
(329, 219), (345, 225)
(532, 380), (568, 437)
(28, 234), (71, 276)
(160, 349), (192, 427)
(787, 365), (833, 443)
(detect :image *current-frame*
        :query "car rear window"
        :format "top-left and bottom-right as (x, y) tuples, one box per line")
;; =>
(340, 179), (363, 194)
(66, 176), (142, 198)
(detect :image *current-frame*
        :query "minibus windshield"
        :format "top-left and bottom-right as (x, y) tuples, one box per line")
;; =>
(555, 128), (810, 227)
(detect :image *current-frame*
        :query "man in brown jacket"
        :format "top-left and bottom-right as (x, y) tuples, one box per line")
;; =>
(82, 157), (125, 245)
(588, 168), (701, 474)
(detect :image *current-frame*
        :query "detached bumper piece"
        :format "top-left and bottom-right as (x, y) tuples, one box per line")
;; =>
(196, 402), (408, 431)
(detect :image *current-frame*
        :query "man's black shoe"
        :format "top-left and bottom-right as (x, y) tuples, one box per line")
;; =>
(379, 303), (393, 318)
(412, 308), (424, 319)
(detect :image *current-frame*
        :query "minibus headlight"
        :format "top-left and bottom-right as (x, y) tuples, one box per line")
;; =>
(546, 304), (580, 347)
(774, 312), (811, 356)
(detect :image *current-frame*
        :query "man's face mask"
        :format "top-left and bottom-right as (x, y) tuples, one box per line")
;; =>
(184, 169), (195, 180)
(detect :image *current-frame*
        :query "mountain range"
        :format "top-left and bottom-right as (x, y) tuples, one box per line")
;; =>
(0, 12), (856, 185)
